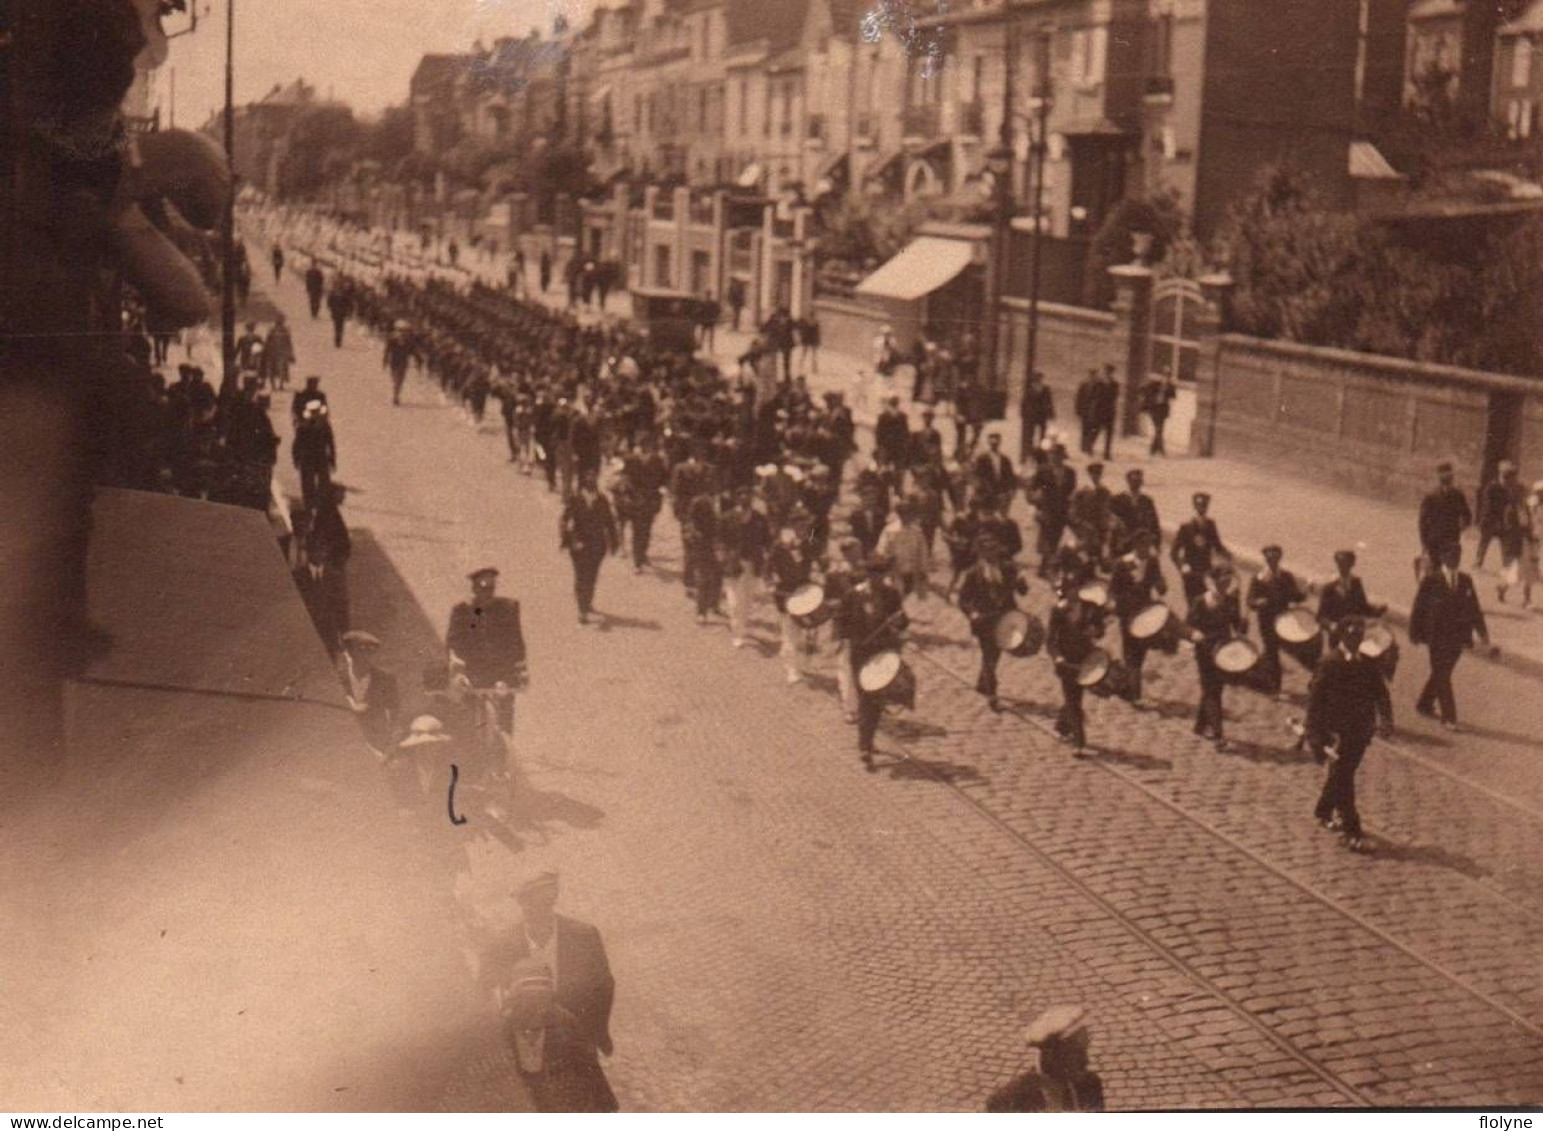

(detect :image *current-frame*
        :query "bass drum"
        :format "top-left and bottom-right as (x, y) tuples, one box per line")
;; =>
(786, 582), (832, 628)
(858, 650), (917, 711)
(993, 610), (1046, 658)
(1130, 602), (1182, 654)
(1273, 605), (1324, 668)
(1076, 648), (1132, 698)
(1359, 622), (1401, 681)
(1212, 637), (1262, 685)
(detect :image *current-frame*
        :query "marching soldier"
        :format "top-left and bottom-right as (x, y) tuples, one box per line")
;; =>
(1171, 491), (1230, 610)
(1245, 543), (1310, 698)
(835, 554), (909, 769)
(1304, 617), (1392, 854)
(1109, 528), (1167, 709)
(1026, 444), (1076, 578)
(957, 533), (1029, 713)
(719, 487), (772, 649)
(383, 320), (414, 406)
(1109, 468), (1160, 557)
(1318, 549), (1386, 627)
(686, 488), (724, 624)
(1067, 461), (1113, 568)
(560, 472), (619, 626)
(1186, 564), (1247, 751)
(1047, 576), (1099, 757)
(766, 514), (819, 684)
(824, 537), (867, 723)
(620, 436), (669, 572)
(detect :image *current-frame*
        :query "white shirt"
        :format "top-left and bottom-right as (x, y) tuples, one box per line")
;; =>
(525, 924), (558, 985)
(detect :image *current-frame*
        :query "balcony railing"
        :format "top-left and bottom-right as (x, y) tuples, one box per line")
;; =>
(902, 102), (940, 140)
(957, 100), (985, 138)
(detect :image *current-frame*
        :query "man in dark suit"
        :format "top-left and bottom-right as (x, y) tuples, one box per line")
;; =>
(1090, 365), (1120, 461)
(971, 431), (1017, 512)
(492, 872), (617, 1112)
(1026, 445), (1077, 578)
(1109, 468), (1160, 557)
(1171, 491), (1230, 610)
(1073, 368), (1100, 456)
(560, 473), (619, 626)
(1304, 617), (1392, 853)
(1246, 543), (1310, 697)
(874, 397), (911, 479)
(1409, 541), (1490, 731)
(1417, 460), (1472, 578)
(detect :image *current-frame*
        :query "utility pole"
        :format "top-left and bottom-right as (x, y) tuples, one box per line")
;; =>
(981, 2), (1016, 411)
(1019, 31), (1052, 463)
(220, 0), (237, 397)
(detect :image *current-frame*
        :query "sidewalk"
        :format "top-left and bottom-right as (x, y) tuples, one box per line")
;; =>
(338, 233), (1542, 679)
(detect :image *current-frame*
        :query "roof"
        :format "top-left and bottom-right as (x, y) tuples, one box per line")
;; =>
(259, 78), (315, 106)
(409, 54), (466, 95)
(856, 235), (975, 301)
(1501, 0), (1543, 35)
(1349, 141), (1404, 181)
(1408, 0), (1466, 21)
(726, 0), (810, 50)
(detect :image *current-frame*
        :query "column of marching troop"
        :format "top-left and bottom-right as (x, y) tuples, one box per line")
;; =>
(264, 203), (1422, 852)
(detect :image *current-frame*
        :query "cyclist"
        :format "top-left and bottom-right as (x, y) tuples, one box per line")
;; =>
(446, 567), (528, 763)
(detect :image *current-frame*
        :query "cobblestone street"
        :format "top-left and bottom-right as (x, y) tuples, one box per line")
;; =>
(260, 266), (1543, 1111)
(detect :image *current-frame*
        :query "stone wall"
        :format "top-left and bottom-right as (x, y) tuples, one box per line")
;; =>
(1197, 333), (1543, 505)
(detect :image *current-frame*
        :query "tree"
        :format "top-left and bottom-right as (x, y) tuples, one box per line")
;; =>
(277, 104), (361, 199)
(357, 105), (415, 172)
(1081, 191), (1187, 309)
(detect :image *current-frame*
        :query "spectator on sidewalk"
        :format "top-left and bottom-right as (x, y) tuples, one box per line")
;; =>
(234, 320), (264, 372)
(293, 401), (337, 511)
(1074, 368), (1100, 456)
(539, 249), (553, 294)
(1090, 364), (1120, 462)
(1417, 460), (1472, 579)
(339, 630), (398, 755)
(262, 313), (295, 391)
(270, 241), (284, 283)
(1141, 375), (1177, 456)
(796, 312), (821, 376)
(326, 281), (355, 348)
(696, 290), (720, 352)
(1022, 371), (1055, 453)
(763, 306), (796, 383)
(1410, 542), (1491, 732)
(874, 397), (911, 483)
(727, 277), (746, 331)
(1479, 462), (1532, 603)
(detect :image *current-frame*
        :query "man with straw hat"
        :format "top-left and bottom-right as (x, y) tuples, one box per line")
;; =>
(986, 1005), (1105, 1112)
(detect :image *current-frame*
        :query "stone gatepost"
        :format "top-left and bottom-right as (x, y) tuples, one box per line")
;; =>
(1108, 263), (1154, 436)
(1188, 271), (1234, 457)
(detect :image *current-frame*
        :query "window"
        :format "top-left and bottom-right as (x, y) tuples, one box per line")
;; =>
(699, 87), (709, 132)
(635, 95), (643, 133)
(654, 245), (672, 289)
(1086, 26), (1107, 84)
(781, 83), (793, 136)
(763, 83), (772, 136)
(1514, 38), (1534, 89)
(739, 79), (748, 134)
(1152, 12), (1173, 77)
(971, 54), (985, 102)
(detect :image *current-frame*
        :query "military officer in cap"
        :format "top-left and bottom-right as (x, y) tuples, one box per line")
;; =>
(339, 630), (399, 754)
(1109, 468), (1160, 557)
(1245, 544), (1310, 698)
(1109, 527), (1167, 708)
(1171, 492), (1231, 610)
(1187, 563), (1247, 750)
(1047, 577), (1099, 756)
(985, 1005), (1105, 1112)
(447, 567), (528, 739)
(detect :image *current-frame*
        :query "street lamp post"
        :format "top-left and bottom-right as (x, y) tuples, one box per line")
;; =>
(981, 3), (1017, 416)
(220, 0), (237, 397)
(1018, 34), (1052, 464)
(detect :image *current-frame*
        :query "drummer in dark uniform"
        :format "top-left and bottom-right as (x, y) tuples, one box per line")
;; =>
(835, 553), (909, 770)
(1317, 549), (1385, 627)
(1047, 577), (1099, 756)
(1186, 563), (1247, 751)
(1245, 544), (1310, 699)
(824, 537), (867, 723)
(1171, 492), (1230, 610)
(985, 1005), (1105, 1113)
(1304, 616), (1392, 853)
(446, 567), (528, 737)
(767, 514), (819, 685)
(1109, 528), (1167, 709)
(957, 533), (1030, 713)
(1109, 468), (1161, 557)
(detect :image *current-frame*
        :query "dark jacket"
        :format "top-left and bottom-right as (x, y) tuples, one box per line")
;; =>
(1418, 485), (1472, 556)
(561, 492), (618, 558)
(835, 581), (907, 666)
(986, 1070), (1105, 1113)
(957, 562), (1026, 637)
(1171, 517), (1228, 577)
(492, 915), (616, 1060)
(447, 596), (527, 686)
(874, 409), (910, 466)
(1317, 575), (1383, 628)
(1304, 647), (1390, 744)
(1109, 491), (1161, 552)
(1409, 568), (1487, 653)
(972, 450), (1017, 500)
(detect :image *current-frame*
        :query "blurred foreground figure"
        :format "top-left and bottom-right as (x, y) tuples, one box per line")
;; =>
(986, 1005), (1105, 1112)
(3, 0), (226, 755)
